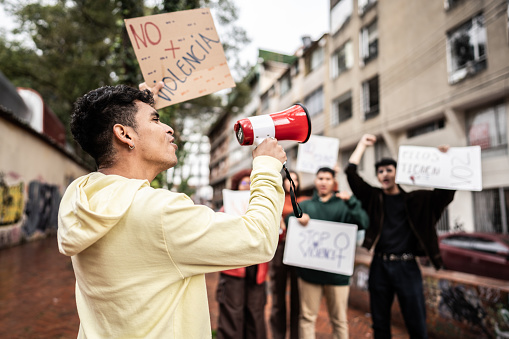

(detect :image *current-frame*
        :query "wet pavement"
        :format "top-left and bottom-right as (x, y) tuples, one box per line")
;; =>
(1, 235), (409, 338)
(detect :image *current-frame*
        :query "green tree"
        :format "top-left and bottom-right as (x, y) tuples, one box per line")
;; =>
(0, 0), (252, 190)
(1, 0), (118, 126)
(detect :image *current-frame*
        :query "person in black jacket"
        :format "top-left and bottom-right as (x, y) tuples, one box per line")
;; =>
(345, 134), (455, 339)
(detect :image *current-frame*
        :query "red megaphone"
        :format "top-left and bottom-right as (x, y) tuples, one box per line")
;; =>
(234, 104), (312, 146)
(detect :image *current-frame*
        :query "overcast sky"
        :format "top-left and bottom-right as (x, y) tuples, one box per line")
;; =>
(231, 0), (330, 65)
(0, 5), (329, 133)
(0, 1), (329, 66)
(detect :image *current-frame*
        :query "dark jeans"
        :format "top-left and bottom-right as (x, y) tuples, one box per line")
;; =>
(216, 272), (267, 339)
(369, 256), (428, 339)
(269, 241), (300, 339)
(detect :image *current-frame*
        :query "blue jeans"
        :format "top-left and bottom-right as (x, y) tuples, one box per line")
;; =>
(368, 256), (428, 339)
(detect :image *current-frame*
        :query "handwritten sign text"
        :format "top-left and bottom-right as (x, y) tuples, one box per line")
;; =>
(125, 8), (235, 109)
(395, 145), (482, 191)
(283, 217), (358, 275)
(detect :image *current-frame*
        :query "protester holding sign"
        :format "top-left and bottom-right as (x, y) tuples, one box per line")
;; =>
(286, 167), (369, 339)
(346, 134), (456, 339)
(216, 168), (270, 339)
(57, 83), (286, 339)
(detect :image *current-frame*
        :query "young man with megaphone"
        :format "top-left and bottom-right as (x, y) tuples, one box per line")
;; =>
(57, 82), (287, 339)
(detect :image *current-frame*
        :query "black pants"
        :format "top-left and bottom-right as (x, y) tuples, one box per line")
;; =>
(269, 241), (300, 339)
(216, 272), (267, 339)
(369, 256), (428, 339)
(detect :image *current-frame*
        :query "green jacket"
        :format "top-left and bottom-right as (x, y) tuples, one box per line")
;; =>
(287, 190), (369, 286)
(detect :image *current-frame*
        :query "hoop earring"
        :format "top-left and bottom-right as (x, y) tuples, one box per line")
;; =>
(129, 144), (135, 150)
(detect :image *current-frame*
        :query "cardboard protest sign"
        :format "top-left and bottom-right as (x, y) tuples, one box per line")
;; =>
(283, 217), (358, 275)
(222, 189), (250, 216)
(296, 135), (340, 174)
(395, 145), (482, 191)
(125, 8), (236, 109)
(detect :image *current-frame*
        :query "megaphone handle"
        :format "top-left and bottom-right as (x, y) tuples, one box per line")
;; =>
(282, 164), (303, 218)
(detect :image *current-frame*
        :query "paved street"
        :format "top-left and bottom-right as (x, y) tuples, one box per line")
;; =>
(1, 236), (409, 338)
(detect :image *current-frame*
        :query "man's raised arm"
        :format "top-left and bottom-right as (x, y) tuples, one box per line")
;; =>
(349, 134), (377, 165)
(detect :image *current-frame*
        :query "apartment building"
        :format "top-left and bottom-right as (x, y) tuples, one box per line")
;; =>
(259, 35), (331, 192)
(209, 0), (509, 232)
(327, 0), (509, 233)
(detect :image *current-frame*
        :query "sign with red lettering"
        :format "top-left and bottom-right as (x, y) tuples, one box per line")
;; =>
(125, 8), (235, 109)
(395, 145), (482, 191)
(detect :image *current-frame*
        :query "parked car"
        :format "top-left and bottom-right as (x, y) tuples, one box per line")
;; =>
(438, 232), (509, 280)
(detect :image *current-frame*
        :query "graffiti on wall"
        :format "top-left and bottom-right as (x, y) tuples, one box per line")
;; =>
(429, 279), (509, 339)
(0, 175), (24, 225)
(23, 181), (61, 236)
(0, 172), (61, 249)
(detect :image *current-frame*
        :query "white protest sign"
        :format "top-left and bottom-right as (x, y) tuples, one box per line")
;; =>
(222, 189), (250, 216)
(125, 8), (235, 109)
(283, 217), (358, 275)
(395, 145), (482, 191)
(296, 135), (340, 174)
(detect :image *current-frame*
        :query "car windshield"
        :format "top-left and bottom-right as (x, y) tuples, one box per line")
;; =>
(442, 235), (509, 255)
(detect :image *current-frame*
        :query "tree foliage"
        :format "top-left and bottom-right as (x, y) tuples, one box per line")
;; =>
(0, 0), (251, 192)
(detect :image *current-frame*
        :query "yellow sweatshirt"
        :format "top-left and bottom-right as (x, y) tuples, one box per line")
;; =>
(57, 156), (284, 338)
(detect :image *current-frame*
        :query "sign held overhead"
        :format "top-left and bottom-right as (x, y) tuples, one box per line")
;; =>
(395, 145), (482, 191)
(125, 8), (236, 109)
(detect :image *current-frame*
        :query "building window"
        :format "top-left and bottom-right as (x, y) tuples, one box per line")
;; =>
(268, 85), (276, 97)
(446, 13), (487, 84)
(331, 91), (352, 126)
(466, 103), (507, 157)
(436, 209), (450, 234)
(358, 0), (377, 15)
(290, 61), (299, 77)
(279, 73), (291, 96)
(473, 187), (509, 234)
(310, 46), (324, 72)
(374, 137), (391, 161)
(407, 118), (445, 138)
(360, 20), (378, 65)
(444, 0), (463, 11)
(361, 75), (379, 119)
(331, 41), (353, 79)
(304, 86), (324, 117)
(261, 92), (269, 111)
(341, 146), (358, 171)
(331, 0), (353, 35)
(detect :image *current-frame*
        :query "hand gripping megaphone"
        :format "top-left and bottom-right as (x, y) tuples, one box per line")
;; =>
(233, 104), (312, 146)
(233, 104), (311, 219)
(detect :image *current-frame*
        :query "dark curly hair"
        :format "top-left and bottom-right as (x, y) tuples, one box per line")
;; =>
(70, 85), (154, 167)
(375, 158), (397, 171)
(230, 169), (252, 190)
